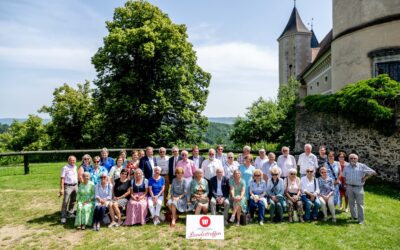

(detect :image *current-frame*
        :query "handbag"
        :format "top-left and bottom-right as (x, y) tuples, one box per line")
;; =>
(240, 213), (250, 225)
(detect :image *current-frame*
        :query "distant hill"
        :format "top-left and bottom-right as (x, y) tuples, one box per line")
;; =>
(208, 117), (236, 125)
(0, 118), (51, 125)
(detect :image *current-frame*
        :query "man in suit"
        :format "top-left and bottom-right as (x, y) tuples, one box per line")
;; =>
(139, 146), (158, 179)
(189, 145), (205, 170)
(168, 146), (182, 182)
(210, 167), (230, 225)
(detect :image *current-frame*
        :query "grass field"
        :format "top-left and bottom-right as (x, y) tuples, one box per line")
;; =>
(0, 162), (399, 249)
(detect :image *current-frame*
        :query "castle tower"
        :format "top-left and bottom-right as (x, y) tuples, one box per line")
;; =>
(278, 6), (312, 86)
(331, 0), (400, 91)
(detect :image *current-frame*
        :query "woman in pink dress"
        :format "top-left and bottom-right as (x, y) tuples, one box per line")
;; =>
(124, 169), (148, 225)
(338, 152), (348, 212)
(126, 150), (140, 180)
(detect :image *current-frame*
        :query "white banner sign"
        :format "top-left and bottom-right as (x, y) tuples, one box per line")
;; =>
(186, 215), (224, 240)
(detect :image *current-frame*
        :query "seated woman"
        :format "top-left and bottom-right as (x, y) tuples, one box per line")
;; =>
(148, 166), (165, 225)
(109, 157), (125, 185)
(78, 154), (92, 184)
(267, 167), (286, 222)
(93, 173), (113, 231)
(249, 169), (267, 225)
(229, 169), (246, 226)
(74, 172), (95, 230)
(301, 166), (321, 221)
(167, 167), (187, 227)
(124, 169), (148, 226)
(109, 169), (131, 227)
(190, 169), (209, 215)
(284, 168), (304, 223)
(318, 167), (336, 222)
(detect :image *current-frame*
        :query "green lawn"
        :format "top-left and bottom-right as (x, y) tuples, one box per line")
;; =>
(0, 163), (399, 249)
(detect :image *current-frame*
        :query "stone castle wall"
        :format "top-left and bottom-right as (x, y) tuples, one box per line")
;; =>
(295, 107), (400, 185)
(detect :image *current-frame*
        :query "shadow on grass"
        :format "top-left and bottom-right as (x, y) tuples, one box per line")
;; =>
(26, 211), (77, 229)
(364, 181), (400, 201)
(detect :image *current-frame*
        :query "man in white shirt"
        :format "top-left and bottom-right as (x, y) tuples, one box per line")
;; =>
(298, 144), (318, 177)
(60, 155), (78, 224)
(277, 146), (297, 179)
(216, 145), (227, 166)
(202, 149), (223, 181)
(254, 149), (268, 170)
(189, 145), (204, 169)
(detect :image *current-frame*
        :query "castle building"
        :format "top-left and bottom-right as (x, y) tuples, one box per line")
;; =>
(278, 0), (400, 97)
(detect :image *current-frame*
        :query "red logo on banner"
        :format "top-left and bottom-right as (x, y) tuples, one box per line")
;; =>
(199, 216), (211, 227)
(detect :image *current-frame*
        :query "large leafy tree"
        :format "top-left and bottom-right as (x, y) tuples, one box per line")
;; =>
(92, 0), (210, 147)
(230, 78), (299, 148)
(39, 81), (100, 149)
(0, 115), (49, 151)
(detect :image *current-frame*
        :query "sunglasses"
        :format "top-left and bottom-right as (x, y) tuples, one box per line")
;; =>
(94, 161), (100, 163)
(272, 174), (278, 176)
(83, 158), (90, 160)
(290, 173), (296, 175)
(349, 158), (357, 160)
(254, 175), (261, 177)
(307, 171), (313, 173)
(227, 157), (233, 159)
(100, 176), (107, 179)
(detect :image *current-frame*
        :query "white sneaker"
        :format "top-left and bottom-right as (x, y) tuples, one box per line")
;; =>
(108, 221), (116, 228)
(259, 221), (264, 226)
(229, 216), (235, 223)
(61, 218), (66, 224)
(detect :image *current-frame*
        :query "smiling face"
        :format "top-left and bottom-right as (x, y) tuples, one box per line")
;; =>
(68, 156), (76, 166)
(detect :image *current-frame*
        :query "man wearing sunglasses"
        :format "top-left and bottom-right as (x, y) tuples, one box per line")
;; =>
(342, 154), (376, 225)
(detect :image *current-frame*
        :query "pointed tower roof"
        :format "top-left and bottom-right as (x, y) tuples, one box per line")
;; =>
(310, 29), (319, 48)
(278, 7), (310, 40)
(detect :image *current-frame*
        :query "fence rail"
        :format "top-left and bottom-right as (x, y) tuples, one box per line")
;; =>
(0, 148), (302, 175)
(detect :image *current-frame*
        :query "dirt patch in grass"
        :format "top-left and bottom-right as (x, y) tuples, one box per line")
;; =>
(0, 224), (84, 249)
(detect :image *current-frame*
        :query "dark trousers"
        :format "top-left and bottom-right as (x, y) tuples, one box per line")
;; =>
(249, 199), (266, 222)
(93, 205), (108, 224)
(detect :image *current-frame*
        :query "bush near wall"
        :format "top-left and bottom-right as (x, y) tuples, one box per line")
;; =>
(303, 74), (400, 135)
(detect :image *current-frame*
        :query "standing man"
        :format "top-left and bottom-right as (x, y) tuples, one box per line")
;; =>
(277, 146), (297, 180)
(189, 145), (205, 170)
(237, 145), (251, 165)
(168, 146), (182, 182)
(254, 149), (268, 170)
(298, 144), (318, 177)
(216, 145), (227, 166)
(210, 167), (230, 226)
(342, 154), (376, 225)
(156, 147), (170, 206)
(139, 146), (158, 179)
(100, 147), (115, 172)
(60, 155), (78, 224)
(202, 149), (223, 181)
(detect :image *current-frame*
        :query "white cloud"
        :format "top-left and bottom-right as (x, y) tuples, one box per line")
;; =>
(0, 46), (95, 72)
(195, 42), (279, 117)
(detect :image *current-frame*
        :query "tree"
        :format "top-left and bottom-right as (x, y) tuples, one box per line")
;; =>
(39, 81), (100, 149)
(0, 115), (49, 151)
(0, 123), (9, 134)
(230, 98), (283, 146)
(91, 0), (210, 147)
(230, 78), (299, 148)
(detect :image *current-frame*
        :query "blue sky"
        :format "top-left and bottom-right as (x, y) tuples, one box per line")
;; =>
(0, 0), (332, 118)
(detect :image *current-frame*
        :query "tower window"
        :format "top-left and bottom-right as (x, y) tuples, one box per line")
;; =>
(368, 47), (400, 82)
(325, 76), (328, 82)
(317, 82), (319, 87)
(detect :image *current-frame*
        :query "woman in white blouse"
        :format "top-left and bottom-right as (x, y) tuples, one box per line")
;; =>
(223, 152), (239, 180)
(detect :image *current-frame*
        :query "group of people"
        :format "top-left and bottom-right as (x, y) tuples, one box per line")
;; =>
(59, 144), (376, 230)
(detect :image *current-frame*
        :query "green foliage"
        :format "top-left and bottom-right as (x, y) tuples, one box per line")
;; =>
(91, 0), (210, 147)
(205, 122), (233, 146)
(249, 141), (279, 152)
(304, 74), (400, 134)
(0, 115), (49, 151)
(0, 123), (9, 134)
(39, 81), (100, 149)
(230, 78), (299, 149)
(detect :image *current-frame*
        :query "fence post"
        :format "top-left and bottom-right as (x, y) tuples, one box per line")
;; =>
(24, 155), (29, 174)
